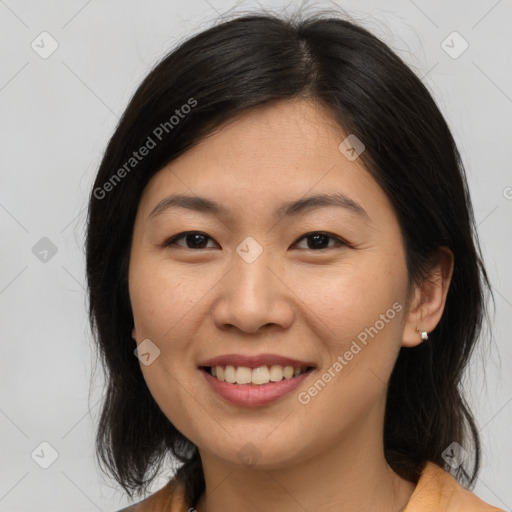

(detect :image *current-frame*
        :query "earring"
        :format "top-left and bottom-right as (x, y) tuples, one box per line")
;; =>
(416, 327), (429, 341)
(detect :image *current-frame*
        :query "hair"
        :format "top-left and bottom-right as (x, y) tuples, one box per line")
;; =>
(86, 8), (492, 504)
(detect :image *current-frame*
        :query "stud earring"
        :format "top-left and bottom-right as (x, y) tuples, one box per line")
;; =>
(416, 327), (429, 341)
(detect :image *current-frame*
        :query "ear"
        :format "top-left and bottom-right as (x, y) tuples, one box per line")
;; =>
(402, 247), (454, 347)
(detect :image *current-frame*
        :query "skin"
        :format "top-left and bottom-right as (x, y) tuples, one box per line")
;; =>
(129, 98), (454, 512)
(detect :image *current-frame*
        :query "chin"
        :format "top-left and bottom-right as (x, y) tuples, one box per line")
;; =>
(194, 425), (323, 471)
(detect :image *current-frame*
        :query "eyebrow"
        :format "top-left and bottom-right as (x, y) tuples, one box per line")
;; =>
(148, 192), (370, 222)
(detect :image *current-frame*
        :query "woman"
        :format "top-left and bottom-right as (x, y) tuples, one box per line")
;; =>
(86, 9), (502, 512)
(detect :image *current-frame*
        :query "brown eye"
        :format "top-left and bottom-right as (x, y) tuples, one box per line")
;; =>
(163, 231), (218, 249)
(293, 232), (346, 250)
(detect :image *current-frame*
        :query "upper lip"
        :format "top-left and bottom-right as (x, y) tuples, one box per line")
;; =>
(199, 353), (316, 369)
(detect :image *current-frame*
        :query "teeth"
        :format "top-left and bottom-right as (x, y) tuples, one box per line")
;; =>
(269, 365), (283, 382)
(235, 366), (252, 384)
(283, 366), (294, 379)
(225, 365), (236, 383)
(209, 365), (309, 385)
(252, 366), (270, 385)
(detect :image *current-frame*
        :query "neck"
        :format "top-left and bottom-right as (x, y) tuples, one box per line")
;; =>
(194, 416), (415, 512)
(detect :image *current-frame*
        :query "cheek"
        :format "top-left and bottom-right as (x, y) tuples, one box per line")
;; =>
(129, 260), (214, 435)
(290, 268), (406, 427)
(291, 256), (406, 346)
(290, 250), (408, 407)
(130, 259), (215, 344)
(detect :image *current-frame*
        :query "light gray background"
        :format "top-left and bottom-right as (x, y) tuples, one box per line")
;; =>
(1, 0), (511, 510)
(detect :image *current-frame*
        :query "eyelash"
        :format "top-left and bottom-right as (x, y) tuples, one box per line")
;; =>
(161, 231), (350, 251)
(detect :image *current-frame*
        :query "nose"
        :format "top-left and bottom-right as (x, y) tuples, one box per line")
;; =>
(211, 250), (295, 334)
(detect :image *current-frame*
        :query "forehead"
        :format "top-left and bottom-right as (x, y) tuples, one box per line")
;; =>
(136, 99), (391, 225)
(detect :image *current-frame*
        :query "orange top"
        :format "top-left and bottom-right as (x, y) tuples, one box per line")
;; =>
(118, 462), (503, 511)
(402, 462), (503, 511)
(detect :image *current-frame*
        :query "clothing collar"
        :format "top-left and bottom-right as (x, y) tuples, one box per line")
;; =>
(127, 461), (503, 511)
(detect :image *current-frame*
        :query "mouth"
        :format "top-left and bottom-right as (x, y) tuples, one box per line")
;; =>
(201, 364), (314, 385)
(198, 354), (316, 407)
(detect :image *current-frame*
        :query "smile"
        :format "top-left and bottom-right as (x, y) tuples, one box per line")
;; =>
(198, 353), (316, 406)
(204, 364), (312, 385)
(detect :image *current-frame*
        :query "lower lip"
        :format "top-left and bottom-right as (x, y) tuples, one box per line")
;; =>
(201, 369), (313, 407)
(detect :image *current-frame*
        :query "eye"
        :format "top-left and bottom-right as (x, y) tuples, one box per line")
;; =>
(161, 231), (348, 251)
(292, 232), (347, 250)
(162, 231), (218, 249)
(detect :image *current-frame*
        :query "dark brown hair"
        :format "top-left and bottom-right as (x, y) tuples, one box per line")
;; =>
(86, 9), (492, 503)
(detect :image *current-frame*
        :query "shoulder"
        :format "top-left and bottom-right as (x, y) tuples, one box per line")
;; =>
(404, 461), (504, 511)
(114, 478), (192, 512)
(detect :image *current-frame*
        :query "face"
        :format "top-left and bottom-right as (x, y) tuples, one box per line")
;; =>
(128, 99), (412, 469)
